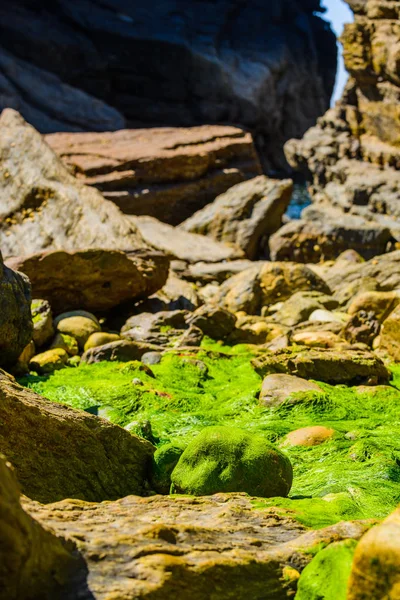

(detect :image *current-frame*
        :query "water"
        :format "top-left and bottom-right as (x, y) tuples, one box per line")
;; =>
(285, 183), (312, 220)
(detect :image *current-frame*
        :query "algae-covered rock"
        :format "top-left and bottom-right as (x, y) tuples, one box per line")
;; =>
(150, 443), (186, 494)
(296, 539), (357, 600)
(0, 455), (76, 600)
(50, 332), (79, 356)
(56, 315), (101, 349)
(31, 299), (54, 348)
(0, 370), (154, 503)
(251, 347), (390, 385)
(29, 348), (68, 374)
(171, 426), (293, 497)
(347, 506), (400, 600)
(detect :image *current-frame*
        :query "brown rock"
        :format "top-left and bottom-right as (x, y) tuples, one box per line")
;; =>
(56, 315), (101, 349)
(0, 110), (149, 257)
(131, 216), (243, 263)
(29, 348), (68, 374)
(259, 374), (322, 408)
(181, 176), (293, 259)
(0, 455), (77, 600)
(7, 248), (169, 314)
(31, 299), (54, 348)
(46, 125), (262, 224)
(343, 310), (380, 347)
(348, 290), (400, 322)
(81, 340), (161, 364)
(0, 370), (153, 503)
(217, 262), (330, 315)
(252, 347), (390, 385)
(84, 332), (121, 352)
(347, 506), (400, 600)
(291, 331), (343, 349)
(282, 426), (335, 447)
(186, 305), (237, 340)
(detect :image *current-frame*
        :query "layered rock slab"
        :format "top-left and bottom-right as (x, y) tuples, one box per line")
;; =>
(0, 370), (153, 503)
(24, 493), (370, 600)
(46, 126), (262, 224)
(0, 109), (147, 257)
(7, 249), (169, 314)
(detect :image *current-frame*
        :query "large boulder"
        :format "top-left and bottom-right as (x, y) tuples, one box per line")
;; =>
(216, 262), (330, 315)
(0, 455), (76, 600)
(46, 126), (262, 224)
(0, 1), (336, 171)
(181, 176), (293, 259)
(0, 252), (32, 367)
(7, 249), (169, 314)
(24, 493), (370, 600)
(252, 347), (391, 385)
(0, 109), (149, 257)
(347, 506), (400, 600)
(131, 216), (244, 263)
(171, 426), (293, 498)
(0, 370), (154, 503)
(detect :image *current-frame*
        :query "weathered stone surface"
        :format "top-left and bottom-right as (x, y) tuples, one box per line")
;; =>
(259, 374), (323, 408)
(285, 1), (400, 241)
(0, 455), (77, 600)
(269, 213), (392, 263)
(0, 1), (336, 171)
(29, 348), (68, 375)
(137, 272), (200, 314)
(0, 110), (148, 257)
(272, 291), (338, 327)
(347, 506), (400, 600)
(252, 347), (390, 385)
(291, 330), (344, 349)
(186, 305), (237, 340)
(348, 290), (400, 322)
(343, 310), (380, 347)
(178, 259), (257, 284)
(217, 262), (330, 315)
(0, 252), (32, 367)
(0, 370), (153, 503)
(21, 492), (370, 600)
(121, 311), (188, 346)
(7, 249), (169, 314)
(131, 216), (243, 263)
(181, 177), (292, 259)
(84, 332), (121, 352)
(47, 126), (262, 223)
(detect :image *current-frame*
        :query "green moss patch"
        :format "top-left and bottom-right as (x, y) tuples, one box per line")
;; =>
(19, 350), (400, 528)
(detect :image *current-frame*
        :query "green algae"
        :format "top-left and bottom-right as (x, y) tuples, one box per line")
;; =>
(295, 539), (357, 600)
(19, 350), (400, 528)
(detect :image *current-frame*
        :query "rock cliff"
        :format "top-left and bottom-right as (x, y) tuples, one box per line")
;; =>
(283, 0), (400, 260)
(0, 0), (336, 170)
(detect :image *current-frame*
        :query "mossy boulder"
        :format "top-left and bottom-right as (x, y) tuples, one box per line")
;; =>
(29, 348), (68, 374)
(252, 347), (391, 385)
(50, 332), (79, 356)
(151, 442), (186, 494)
(347, 506), (400, 600)
(171, 426), (293, 497)
(296, 539), (358, 600)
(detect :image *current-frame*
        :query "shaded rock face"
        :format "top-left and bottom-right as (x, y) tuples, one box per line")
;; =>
(46, 126), (262, 224)
(0, 370), (154, 503)
(0, 1), (336, 171)
(0, 253), (32, 367)
(0, 110), (147, 258)
(284, 0), (400, 250)
(7, 249), (169, 314)
(24, 492), (370, 600)
(0, 455), (77, 600)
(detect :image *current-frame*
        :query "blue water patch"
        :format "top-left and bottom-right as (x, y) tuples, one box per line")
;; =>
(285, 183), (312, 220)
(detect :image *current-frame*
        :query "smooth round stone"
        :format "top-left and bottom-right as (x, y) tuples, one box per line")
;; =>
(141, 351), (162, 365)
